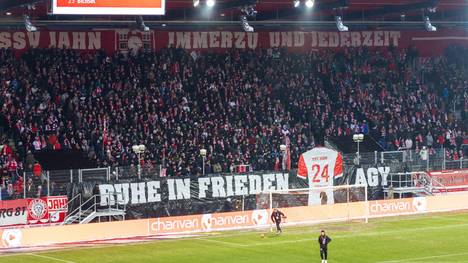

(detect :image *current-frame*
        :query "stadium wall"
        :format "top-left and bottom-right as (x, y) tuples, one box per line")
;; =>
(0, 29), (466, 56)
(2, 193), (468, 248)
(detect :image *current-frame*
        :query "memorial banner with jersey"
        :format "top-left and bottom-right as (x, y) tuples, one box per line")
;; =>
(0, 29), (466, 56)
(0, 196), (68, 227)
(297, 147), (344, 205)
(72, 155), (400, 220)
(65, 145), (414, 220)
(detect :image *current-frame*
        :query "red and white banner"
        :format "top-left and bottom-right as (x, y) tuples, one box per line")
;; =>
(0, 199), (28, 227)
(0, 29), (466, 56)
(429, 169), (468, 192)
(27, 198), (50, 224)
(0, 196), (67, 227)
(47, 196), (68, 224)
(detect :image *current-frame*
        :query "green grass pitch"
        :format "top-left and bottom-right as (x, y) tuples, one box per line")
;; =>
(2, 211), (468, 263)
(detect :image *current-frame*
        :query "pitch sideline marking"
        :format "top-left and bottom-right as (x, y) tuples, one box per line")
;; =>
(195, 238), (245, 247)
(197, 221), (468, 248)
(195, 214), (468, 240)
(0, 238), (186, 258)
(377, 252), (468, 262)
(28, 253), (77, 263)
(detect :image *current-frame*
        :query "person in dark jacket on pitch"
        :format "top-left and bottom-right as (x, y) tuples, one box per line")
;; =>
(318, 230), (332, 263)
(270, 208), (286, 234)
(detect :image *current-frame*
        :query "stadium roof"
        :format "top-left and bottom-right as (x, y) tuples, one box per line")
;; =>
(0, 0), (466, 30)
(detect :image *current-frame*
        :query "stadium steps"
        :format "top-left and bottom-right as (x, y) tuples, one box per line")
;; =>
(62, 210), (93, 225)
(384, 186), (433, 198)
(79, 209), (126, 224)
(63, 193), (127, 225)
(62, 208), (126, 225)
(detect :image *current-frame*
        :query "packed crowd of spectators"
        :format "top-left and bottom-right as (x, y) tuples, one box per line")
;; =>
(325, 45), (468, 159)
(0, 135), (22, 199)
(0, 44), (466, 189)
(0, 134), (47, 200)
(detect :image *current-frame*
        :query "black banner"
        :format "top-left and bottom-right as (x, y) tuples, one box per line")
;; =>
(68, 164), (408, 220)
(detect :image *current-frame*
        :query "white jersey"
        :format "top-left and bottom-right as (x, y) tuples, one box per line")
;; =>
(297, 147), (343, 205)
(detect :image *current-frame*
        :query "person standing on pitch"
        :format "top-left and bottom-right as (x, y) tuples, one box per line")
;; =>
(318, 230), (332, 263)
(270, 208), (286, 234)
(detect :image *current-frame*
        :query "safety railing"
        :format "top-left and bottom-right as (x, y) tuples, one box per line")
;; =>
(79, 167), (110, 182)
(63, 192), (126, 225)
(47, 193), (81, 225)
(387, 171), (448, 196)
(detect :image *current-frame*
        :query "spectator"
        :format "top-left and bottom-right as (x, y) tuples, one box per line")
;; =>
(426, 132), (434, 148)
(6, 156), (17, 179)
(420, 146), (428, 161)
(404, 137), (413, 150)
(33, 161), (42, 177)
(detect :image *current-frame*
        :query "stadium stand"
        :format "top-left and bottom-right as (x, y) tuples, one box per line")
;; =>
(0, 45), (467, 199)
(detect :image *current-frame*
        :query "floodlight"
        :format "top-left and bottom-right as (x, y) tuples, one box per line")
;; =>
(335, 16), (348, 32)
(424, 16), (437, 31)
(23, 15), (37, 32)
(206, 0), (215, 7)
(305, 0), (314, 8)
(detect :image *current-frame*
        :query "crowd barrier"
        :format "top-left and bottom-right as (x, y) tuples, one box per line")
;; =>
(2, 192), (468, 248)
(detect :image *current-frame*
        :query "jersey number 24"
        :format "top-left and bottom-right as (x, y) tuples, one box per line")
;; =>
(311, 164), (329, 183)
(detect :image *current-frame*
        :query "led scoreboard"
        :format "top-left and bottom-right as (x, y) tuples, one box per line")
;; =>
(52, 0), (165, 15)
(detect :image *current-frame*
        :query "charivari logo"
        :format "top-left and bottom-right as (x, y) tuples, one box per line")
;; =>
(150, 210), (268, 234)
(202, 213), (250, 230)
(412, 197), (427, 212)
(150, 212), (254, 233)
(369, 197), (427, 215)
(1, 229), (22, 248)
(150, 217), (199, 233)
(201, 214), (213, 231)
(251, 210), (268, 226)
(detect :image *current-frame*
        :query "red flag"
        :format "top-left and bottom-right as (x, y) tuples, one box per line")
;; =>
(103, 118), (108, 146)
(285, 145), (291, 171)
(274, 157), (280, 171)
